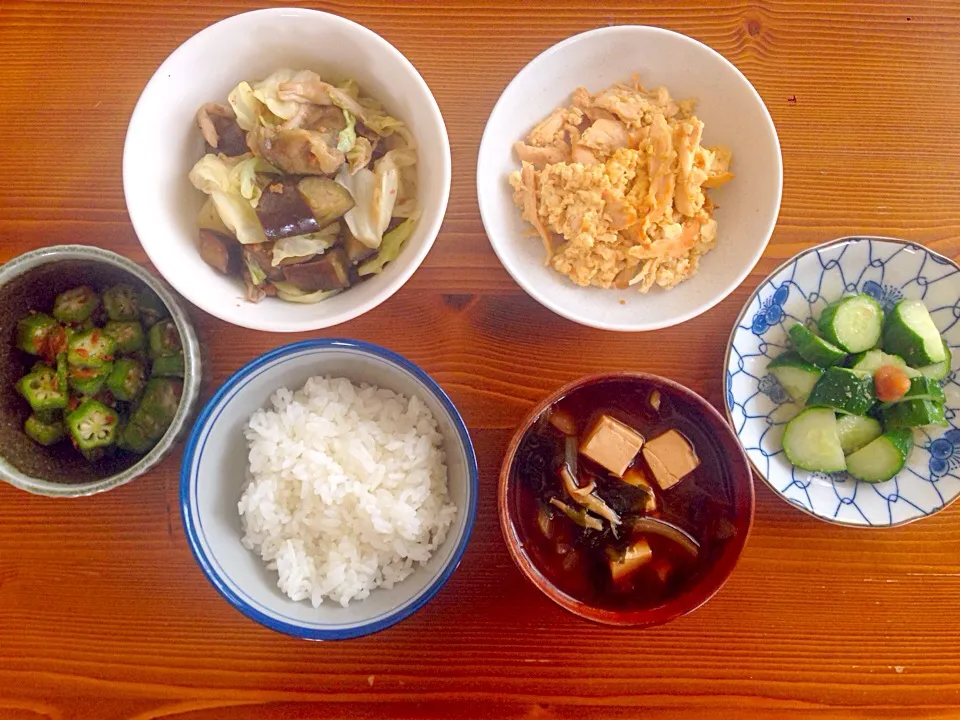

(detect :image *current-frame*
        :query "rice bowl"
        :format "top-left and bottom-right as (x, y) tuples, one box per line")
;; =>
(180, 339), (477, 640)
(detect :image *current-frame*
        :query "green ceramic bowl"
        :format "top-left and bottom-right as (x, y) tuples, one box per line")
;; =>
(0, 245), (201, 497)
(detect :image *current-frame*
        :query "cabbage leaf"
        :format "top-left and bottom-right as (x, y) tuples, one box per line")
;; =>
(335, 165), (380, 248)
(227, 81), (261, 131)
(228, 156), (280, 208)
(358, 214), (418, 276)
(244, 254), (267, 286)
(188, 154), (266, 244)
(271, 224), (340, 266)
(272, 281), (340, 304)
(346, 136), (373, 174)
(337, 110), (356, 153)
(251, 68), (303, 120)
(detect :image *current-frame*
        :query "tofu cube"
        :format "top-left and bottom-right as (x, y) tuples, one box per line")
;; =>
(642, 429), (700, 490)
(579, 414), (644, 476)
(608, 538), (653, 583)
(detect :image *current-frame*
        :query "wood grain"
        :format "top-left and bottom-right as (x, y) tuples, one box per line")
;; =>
(2, 0), (960, 717)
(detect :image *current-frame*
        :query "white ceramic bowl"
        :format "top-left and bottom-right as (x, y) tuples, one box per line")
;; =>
(180, 339), (478, 639)
(726, 237), (960, 527)
(477, 26), (782, 331)
(124, 8), (450, 332)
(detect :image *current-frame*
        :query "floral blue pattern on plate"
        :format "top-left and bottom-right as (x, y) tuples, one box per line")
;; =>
(725, 236), (960, 527)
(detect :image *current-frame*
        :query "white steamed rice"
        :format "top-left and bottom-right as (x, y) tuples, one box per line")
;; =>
(238, 376), (456, 607)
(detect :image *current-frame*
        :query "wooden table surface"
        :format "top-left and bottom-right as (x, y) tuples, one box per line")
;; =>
(3, 1), (960, 718)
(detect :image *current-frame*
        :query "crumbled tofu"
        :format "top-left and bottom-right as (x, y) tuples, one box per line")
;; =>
(579, 414), (645, 476)
(621, 466), (657, 512)
(642, 429), (700, 490)
(608, 538), (653, 583)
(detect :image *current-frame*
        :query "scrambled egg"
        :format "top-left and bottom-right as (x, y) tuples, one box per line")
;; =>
(509, 80), (733, 292)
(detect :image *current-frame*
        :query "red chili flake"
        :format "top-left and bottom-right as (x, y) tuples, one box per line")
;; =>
(105, 415), (116, 424)
(76, 348), (89, 357)
(91, 331), (100, 343)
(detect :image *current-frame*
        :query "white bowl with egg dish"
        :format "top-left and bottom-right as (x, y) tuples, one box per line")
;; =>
(124, 8), (450, 332)
(477, 26), (782, 331)
(180, 339), (478, 639)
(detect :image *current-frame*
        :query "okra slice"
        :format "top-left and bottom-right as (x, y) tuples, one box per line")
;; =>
(80, 447), (107, 463)
(102, 284), (140, 321)
(67, 328), (116, 369)
(148, 320), (182, 358)
(24, 414), (66, 446)
(128, 378), (182, 444)
(103, 321), (145, 354)
(66, 399), (119, 452)
(16, 368), (68, 413)
(150, 352), (184, 378)
(16, 313), (58, 356)
(30, 360), (53, 374)
(52, 286), (100, 323)
(138, 290), (169, 329)
(56, 353), (68, 396)
(68, 363), (112, 396)
(118, 421), (156, 454)
(106, 358), (146, 402)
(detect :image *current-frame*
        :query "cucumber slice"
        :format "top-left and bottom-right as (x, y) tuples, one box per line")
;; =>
(882, 299), (946, 366)
(845, 429), (913, 483)
(782, 408), (846, 473)
(849, 349), (921, 378)
(818, 295), (884, 353)
(918, 341), (952, 381)
(881, 399), (947, 429)
(788, 324), (847, 368)
(880, 376), (946, 408)
(768, 352), (823, 404)
(836, 415), (883, 455)
(806, 367), (876, 415)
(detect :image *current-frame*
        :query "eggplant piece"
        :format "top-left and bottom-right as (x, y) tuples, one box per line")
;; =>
(198, 228), (242, 275)
(297, 177), (355, 227)
(207, 114), (248, 157)
(357, 122), (385, 160)
(281, 248), (351, 292)
(255, 178), (321, 240)
(344, 229), (377, 266)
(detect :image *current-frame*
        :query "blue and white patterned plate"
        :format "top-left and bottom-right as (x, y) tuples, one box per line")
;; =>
(725, 237), (960, 527)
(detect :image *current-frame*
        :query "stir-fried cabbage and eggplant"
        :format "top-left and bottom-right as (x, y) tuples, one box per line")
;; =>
(190, 70), (419, 303)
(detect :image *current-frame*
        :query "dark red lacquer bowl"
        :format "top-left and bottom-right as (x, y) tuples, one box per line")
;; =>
(498, 372), (755, 627)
